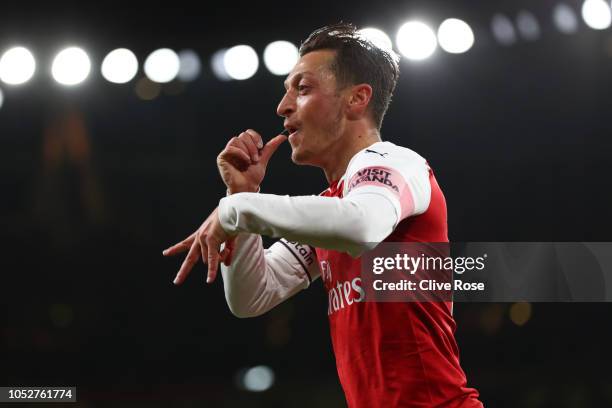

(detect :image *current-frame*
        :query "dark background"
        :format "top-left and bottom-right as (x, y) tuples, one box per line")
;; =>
(1, 0), (611, 406)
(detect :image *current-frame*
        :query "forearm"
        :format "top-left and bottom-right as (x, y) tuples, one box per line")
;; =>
(220, 233), (312, 318)
(218, 192), (398, 257)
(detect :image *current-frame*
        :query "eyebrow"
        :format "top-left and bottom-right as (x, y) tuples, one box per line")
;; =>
(284, 71), (314, 90)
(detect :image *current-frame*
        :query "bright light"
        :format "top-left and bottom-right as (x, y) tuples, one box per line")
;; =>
(516, 10), (541, 41)
(144, 48), (180, 83)
(177, 49), (201, 82)
(358, 27), (393, 51)
(0, 47), (36, 85)
(581, 0), (612, 30)
(211, 49), (231, 81)
(437, 19), (475, 54)
(51, 47), (91, 86)
(224, 45), (259, 80)
(263, 41), (298, 76)
(101, 48), (138, 84)
(491, 14), (517, 46)
(553, 3), (579, 34)
(396, 21), (437, 61)
(241, 366), (275, 392)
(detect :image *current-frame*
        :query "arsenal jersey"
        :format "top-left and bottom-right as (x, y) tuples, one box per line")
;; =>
(316, 141), (482, 408)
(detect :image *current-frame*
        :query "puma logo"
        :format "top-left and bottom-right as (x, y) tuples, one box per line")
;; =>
(365, 149), (388, 158)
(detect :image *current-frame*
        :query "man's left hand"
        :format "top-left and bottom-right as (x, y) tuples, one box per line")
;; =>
(163, 207), (236, 285)
(201, 212), (235, 284)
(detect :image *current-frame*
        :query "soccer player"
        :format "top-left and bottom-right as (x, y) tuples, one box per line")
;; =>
(164, 23), (483, 408)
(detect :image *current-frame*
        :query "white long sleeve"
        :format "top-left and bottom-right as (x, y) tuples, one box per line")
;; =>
(218, 192), (398, 258)
(219, 141), (433, 318)
(220, 233), (320, 318)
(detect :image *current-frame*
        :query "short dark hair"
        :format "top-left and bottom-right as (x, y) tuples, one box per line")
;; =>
(299, 23), (400, 130)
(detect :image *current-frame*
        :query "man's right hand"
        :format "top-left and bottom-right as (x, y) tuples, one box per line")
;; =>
(217, 129), (287, 194)
(163, 130), (287, 285)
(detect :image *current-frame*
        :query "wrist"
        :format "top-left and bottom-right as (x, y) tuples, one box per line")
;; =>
(227, 185), (260, 195)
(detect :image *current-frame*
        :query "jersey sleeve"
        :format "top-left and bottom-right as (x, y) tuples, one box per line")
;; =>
(220, 233), (320, 318)
(268, 238), (321, 284)
(218, 192), (396, 257)
(343, 144), (432, 225)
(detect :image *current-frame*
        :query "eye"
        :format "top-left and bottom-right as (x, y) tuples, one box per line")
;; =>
(297, 84), (310, 94)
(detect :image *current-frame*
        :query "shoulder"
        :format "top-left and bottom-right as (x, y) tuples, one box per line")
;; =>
(345, 141), (429, 179)
(343, 141), (433, 217)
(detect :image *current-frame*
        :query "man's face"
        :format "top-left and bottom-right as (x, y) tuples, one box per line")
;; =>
(277, 50), (347, 166)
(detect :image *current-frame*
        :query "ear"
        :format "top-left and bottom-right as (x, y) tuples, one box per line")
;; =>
(345, 83), (373, 120)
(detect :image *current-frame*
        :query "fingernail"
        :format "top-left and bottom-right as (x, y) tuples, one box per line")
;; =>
(163, 249), (168, 255)
(257, 141), (263, 148)
(173, 278), (179, 285)
(206, 277), (212, 284)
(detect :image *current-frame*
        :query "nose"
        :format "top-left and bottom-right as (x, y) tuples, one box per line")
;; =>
(276, 91), (295, 118)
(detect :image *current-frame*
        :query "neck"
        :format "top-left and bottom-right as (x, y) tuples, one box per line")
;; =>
(321, 127), (381, 184)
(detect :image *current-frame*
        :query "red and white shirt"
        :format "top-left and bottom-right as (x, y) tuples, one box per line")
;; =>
(316, 142), (482, 407)
(219, 141), (483, 407)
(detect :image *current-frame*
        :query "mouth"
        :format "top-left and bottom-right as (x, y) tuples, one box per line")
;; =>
(284, 124), (300, 138)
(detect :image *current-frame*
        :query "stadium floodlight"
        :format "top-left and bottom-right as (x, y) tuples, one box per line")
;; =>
(101, 48), (138, 84)
(553, 3), (579, 34)
(516, 10), (541, 41)
(581, 0), (612, 30)
(224, 45), (259, 80)
(491, 14), (517, 46)
(263, 41), (298, 76)
(144, 48), (180, 83)
(52, 47), (91, 86)
(211, 49), (231, 81)
(0, 46), (36, 85)
(177, 49), (201, 82)
(396, 21), (438, 61)
(437, 19), (475, 54)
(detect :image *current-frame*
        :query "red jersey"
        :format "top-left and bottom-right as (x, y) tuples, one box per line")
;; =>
(315, 142), (482, 408)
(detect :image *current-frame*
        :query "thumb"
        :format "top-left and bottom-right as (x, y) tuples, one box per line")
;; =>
(259, 134), (287, 165)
